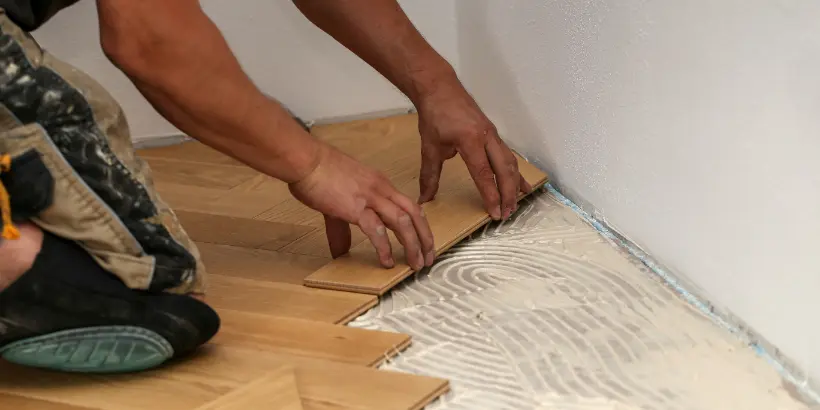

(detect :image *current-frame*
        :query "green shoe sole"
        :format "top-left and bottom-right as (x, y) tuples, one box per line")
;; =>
(0, 326), (174, 373)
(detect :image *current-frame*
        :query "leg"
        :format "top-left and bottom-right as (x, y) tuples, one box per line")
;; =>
(0, 10), (218, 373)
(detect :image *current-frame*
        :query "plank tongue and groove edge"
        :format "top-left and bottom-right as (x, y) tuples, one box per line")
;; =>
(195, 366), (304, 410)
(303, 153), (548, 295)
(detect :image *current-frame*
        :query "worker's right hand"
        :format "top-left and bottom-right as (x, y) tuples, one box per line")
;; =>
(288, 142), (435, 271)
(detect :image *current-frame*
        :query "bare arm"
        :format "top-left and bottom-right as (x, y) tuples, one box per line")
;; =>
(96, 0), (319, 184)
(95, 0), (435, 270)
(291, 0), (458, 106)
(293, 0), (530, 220)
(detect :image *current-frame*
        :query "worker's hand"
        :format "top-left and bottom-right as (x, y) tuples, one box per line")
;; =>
(416, 87), (531, 221)
(289, 142), (435, 270)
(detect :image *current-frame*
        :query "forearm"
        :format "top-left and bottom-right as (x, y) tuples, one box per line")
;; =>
(293, 0), (460, 106)
(96, 1), (318, 184)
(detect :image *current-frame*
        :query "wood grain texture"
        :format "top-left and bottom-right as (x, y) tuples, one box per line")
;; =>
(176, 210), (315, 250)
(0, 393), (95, 410)
(171, 346), (450, 410)
(212, 310), (411, 366)
(206, 275), (377, 325)
(195, 366), (303, 410)
(0, 345), (448, 410)
(198, 242), (328, 285)
(303, 117), (549, 295)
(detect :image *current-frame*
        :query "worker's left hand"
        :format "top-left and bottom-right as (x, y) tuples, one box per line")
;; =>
(416, 86), (531, 220)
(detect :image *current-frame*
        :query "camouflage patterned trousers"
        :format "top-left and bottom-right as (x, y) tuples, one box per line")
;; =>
(0, 10), (206, 295)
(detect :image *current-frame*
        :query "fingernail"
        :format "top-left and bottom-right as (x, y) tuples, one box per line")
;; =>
(376, 226), (386, 236)
(492, 205), (502, 220)
(420, 209), (426, 218)
(426, 251), (435, 266)
(386, 257), (394, 268)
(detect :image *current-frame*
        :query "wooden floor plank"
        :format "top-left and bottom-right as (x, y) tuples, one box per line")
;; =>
(0, 393), (95, 410)
(198, 242), (328, 285)
(0, 361), (231, 410)
(303, 116), (548, 295)
(206, 275), (377, 324)
(212, 309), (411, 366)
(170, 346), (450, 410)
(143, 157), (259, 190)
(196, 366), (303, 410)
(274, 223), (368, 258)
(177, 210), (315, 250)
(137, 140), (244, 166)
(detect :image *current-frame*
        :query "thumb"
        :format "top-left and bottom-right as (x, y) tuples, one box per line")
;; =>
(418, 148), (444, 204)
(324, 214), (352, 259)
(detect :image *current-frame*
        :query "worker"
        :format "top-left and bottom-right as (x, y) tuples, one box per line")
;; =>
(0, 1), (529, 373)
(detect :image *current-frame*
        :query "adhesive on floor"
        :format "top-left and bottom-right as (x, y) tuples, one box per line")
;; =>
(348, 190), (810, 410)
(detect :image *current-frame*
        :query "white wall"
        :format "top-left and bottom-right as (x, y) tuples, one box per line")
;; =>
(455, 0), (820, 380)
(31, 0), (458, 141)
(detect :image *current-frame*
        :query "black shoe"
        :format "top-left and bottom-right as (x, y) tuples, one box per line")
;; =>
(0, 231), (220, 373)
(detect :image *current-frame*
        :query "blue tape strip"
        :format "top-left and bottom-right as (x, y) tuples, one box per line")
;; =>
(545, 183), (819, 404)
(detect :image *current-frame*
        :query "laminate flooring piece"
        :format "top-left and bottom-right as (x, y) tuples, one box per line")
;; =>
(0, 345), (449, 410)
(0, 393), (95, 410)
(195, 366), (303, 410)
(211, 309), (411, 366)
(206, 275), (377, 325)
(172, 346), (450, 410)
(197, 242), (328, 285)
(302, 117), (548, 295)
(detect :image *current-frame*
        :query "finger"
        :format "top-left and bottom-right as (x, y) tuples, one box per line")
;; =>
(324, 214), (352, 259)
(486, 137), (520, 220)
(418, 147), (444, 204)
(389, 191), (435, 267)
(369, 195), (426, 270)
(357, 208), (394, 268)
(460, 140), (502, 220)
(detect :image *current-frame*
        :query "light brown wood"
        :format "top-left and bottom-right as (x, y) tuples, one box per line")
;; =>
(0, 393), (94, 410)
(302, 117), (548, 295)
(0, 361), (232, 409)
(198, 242), (328, 285)
(177, 210), (315, 250)
(0, 345), (448, 410)
(195, 366), (303, 410)
(212, 309), (411, 366)
(170, 346), (450, 410)
(138, 140), (244, 166)
(206, 275), (377, 325)
(144, 157), (258, 190)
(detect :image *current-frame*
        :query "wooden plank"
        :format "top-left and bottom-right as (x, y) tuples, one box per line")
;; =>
(211, 309), (411, 366)
(0, 361), (231, 409)
(274, 223), (368, 258)
(0, 345), (448, 410)
(196, 366), (303, 410)
(137, 140), (244, 166)
(0, 393), (95, 410)
(206, 275), (377, 324)
(170, 346), (450, 410)
(303, 153), (548, 295)
(198, 242), (328, 285)
(176, 210), (315, 250)
(142, 157), (259, 190)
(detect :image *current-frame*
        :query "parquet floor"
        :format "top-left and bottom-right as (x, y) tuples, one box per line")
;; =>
(0, 114), (547, 409)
